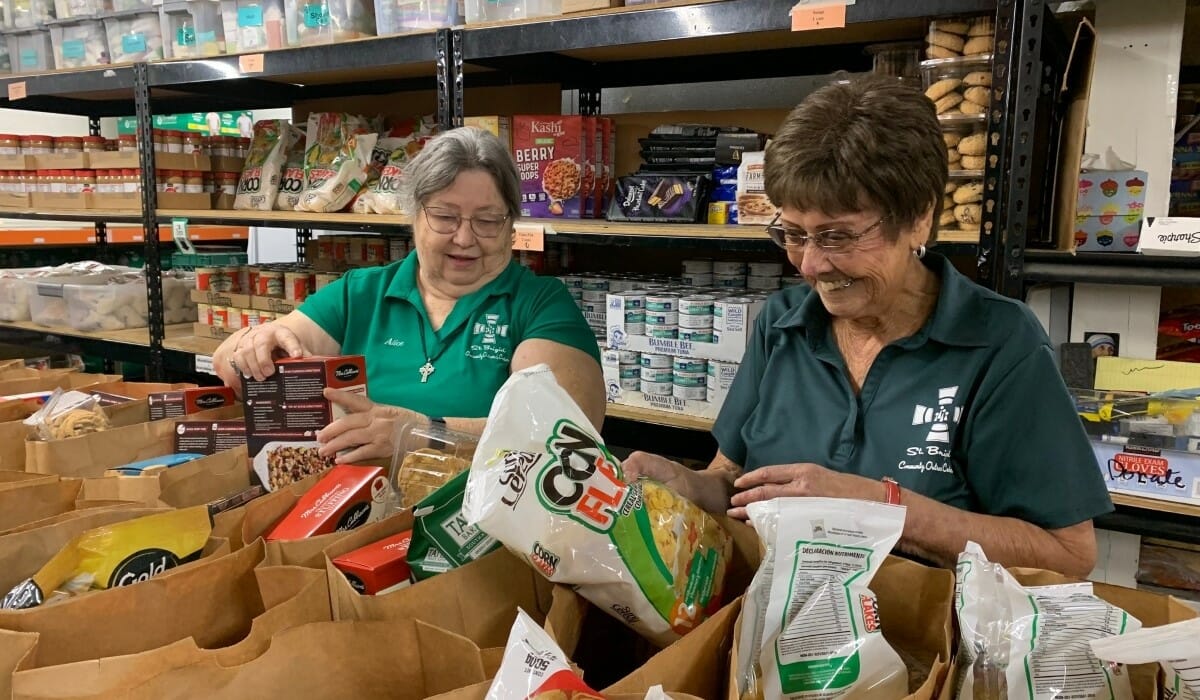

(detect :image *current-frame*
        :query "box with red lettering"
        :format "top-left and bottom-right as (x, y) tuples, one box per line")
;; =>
(173, 419), (247, 456)
(512, 115), (585, 218)
(243, 355), (367, 490)
(266, 464), (392, 541)
(147, 386), (237, 420)
(332, 530), (413, 595)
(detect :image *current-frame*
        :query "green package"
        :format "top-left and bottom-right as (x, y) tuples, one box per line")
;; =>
(407, 470), (499, 581)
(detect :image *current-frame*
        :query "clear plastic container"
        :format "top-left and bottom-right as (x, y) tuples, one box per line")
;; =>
(102, 8), (163, 62)
(53, 0), (108, 20)
(48, 17), (109, 67)
(943, 172), (984, 238)
(942, 119), (987, 177)
(464, 0), (559, 24)
(285, 0), (373, 46)
(7, 27), (53, 72)
(866, 41), (921, 85)
(388, 421), (478, 511)
(24, 266), (138, 327)
(0, 267), (56, 321)
(156, 0), (224, 57)
(4, 0), (55, 29)
(920, 55), (992, 122)
(61, 272), (194, 331)
(219, 0), (286, 51)
(374, 0), (455, 35)
(0, 34), (10, 71)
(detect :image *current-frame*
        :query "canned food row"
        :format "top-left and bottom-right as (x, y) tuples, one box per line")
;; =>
(195, 265), (344, 302)
(198, 304), (279, 330)
(316, 235), (413, 266)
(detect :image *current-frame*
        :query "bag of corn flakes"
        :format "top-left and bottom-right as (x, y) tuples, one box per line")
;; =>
(463, 365), (732, 647)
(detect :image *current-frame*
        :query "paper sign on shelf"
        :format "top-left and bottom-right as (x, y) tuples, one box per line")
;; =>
(238, 53), (264, 74)
(195, 355), (216, 375)
(7, 82), (26, 101)
(790, 0), (852, 31)
(513, 222), (546, 251)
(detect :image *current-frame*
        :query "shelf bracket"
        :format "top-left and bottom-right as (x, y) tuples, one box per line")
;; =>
(436, 28), (463, 130)
(295, 228), (313, 263)
(135, 62), (165, 381)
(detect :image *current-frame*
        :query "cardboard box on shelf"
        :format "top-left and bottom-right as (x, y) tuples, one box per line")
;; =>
(148, 386), (237, 420)
(1073, 168), (1148, 252)
(1138, 217), (1200, 256)
(28, 192), (93, 210)
(0, 192), (30, 210)
(30, 153), (89, 170)
(209, 156), (245, 173)
(158, 191), (213, 210)
(1051, 19), (1101, 251)
(562, 0), (620, 11)
(88, 151), (211, 172)
(0, 154), (33, 170)
(193, 322), (237, 340)
(173, 419), (247, 456)
(90, 192), (141, 210)
(189, 288), (298, 315)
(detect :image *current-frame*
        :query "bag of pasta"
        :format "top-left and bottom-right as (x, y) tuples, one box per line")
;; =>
(234, 120), (299, 211)
(296, 112), (378, 213)
(463, 365), (732, 647)
(275, 134), (307, 211)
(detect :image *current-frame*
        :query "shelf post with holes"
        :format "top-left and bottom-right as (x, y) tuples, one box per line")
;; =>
(295, 227), (313, 263)
(134, 62), (165, 380)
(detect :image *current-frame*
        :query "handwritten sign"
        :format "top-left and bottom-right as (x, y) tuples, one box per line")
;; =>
(790, 3), (846, 31)
(238, 53), (264, 74)
(7, 81), (27, 101)
(513, 222), (545, 252)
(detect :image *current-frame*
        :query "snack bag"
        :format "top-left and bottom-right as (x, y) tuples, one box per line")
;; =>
(486, 608), (603, 700)
(1, 506), (212, 609)
(408, 470), (499, 581)
(955, 542), (1141, 700)
(296, 112), (379, 213)
(736, 497), (907, 700)
(464, 365), (732, 647)
(357, 115), (440, 214)
(234, 120), (298, 211)
(275, 135), (307, 211)
(25, 388), (108, 440)
(1091, 618), (1200, 700)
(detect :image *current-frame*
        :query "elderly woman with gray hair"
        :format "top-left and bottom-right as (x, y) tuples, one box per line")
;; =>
(213, 127), (604, 462)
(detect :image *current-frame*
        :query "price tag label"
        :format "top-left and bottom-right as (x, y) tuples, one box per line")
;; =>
(7, 81), (26, 101)
(238, 53), (264, 74)
(790, 3), (847, 31)
(513, 222), (545, 252)
(195, 355), (216, 375)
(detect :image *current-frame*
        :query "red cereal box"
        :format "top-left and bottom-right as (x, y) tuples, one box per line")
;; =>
(147, 386), (237, 421)
(332, 530), (413, 595)
(581, 116), (597, 219)
(266, 464), (391, 541)
(512, 115), (585, 218)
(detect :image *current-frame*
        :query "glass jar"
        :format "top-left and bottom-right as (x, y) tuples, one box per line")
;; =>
(0, 135), (19, 156)
(152, 129), (168, 152)
(184, 170), (204, 193)
(55, 136), (83, 154)
(164, 169), (185, 192)
(118, 134), (138, 152)
(183, 132), (205, 156)
(165, 132), (184, 154)
(77, 170), (95, 193)
(24, 136), (54, 155)
(237, 137), (251, 158)
(217, 171), (238, 195)
(81, 136), (106, 153)
(125, 169), (140, 193)
(19, 171), (34, 193)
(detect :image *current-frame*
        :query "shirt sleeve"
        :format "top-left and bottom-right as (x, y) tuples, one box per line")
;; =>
(519, 281), (602, 364)
(297, 272), (349, 346)
(711, 311), (771, 468)
(961, 344), (1114, 530)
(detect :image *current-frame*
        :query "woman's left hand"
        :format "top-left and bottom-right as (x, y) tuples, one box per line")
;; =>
(316, 388), (419, 464)
(728, 463), (884, 519)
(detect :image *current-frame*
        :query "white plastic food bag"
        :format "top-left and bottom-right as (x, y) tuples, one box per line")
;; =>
(234, 120), (297, 211)
(275, 135), (307, 211)
(1091, 618), (1200, 700)
(736, 497), (907, 700)
(486, 608), (602, 700)
(463, 365), (732, 647)
(296, 112), (378, 213)
(955, 542), (1141, 700)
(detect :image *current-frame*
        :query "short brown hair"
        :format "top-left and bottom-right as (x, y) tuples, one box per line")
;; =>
(764, 74), (948, 240)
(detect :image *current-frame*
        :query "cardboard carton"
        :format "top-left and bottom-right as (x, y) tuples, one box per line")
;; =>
(147, 386), (236, 420)
(265, 465), (391, 541)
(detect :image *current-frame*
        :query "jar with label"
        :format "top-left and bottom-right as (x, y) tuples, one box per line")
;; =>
(237, 137), (250, 158)
(216, 171), (238, 195)
(55, 136), (83, 154)
(152, 129), (167, 152)
(103, 170), (118, 193)
(81, 136), (106, 153)
(77, 170), (95, 193)
(0, 135), (18, 155)
(184, 170), (204, 193)
(163, 170), (184, 193)
(19, 171), (34, 193)
(203, 172), (215, 194)
(182, 133), (205, 156)
(24, 136), (54, 155)
(124, 169), (139, 193)
(48, 170), (65, 194)
(118, 134), (138, 152)
(164, 132), (184, 154)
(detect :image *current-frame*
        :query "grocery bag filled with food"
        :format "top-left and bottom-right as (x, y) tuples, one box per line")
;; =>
(353, 115), (440, 215)
(955, 542), (1141, 700)
(735, 497), (908, 700)
(464, 364), (732, 647)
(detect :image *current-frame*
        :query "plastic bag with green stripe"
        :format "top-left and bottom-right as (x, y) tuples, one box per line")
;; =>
(463, 364), (732, 647)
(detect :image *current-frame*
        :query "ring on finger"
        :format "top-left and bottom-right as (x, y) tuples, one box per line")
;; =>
(229, 357), (240, 373)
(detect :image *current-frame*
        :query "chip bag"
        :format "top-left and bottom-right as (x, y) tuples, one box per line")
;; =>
(1091, 618), (1200, 700)
(486, 608), (603, 700)
(354, 115), (439, 214)
(275, 135), (307, 211)
(234, 120), (298, 211)
(736, 497), (907, 700)
(1, 506), (212, 609)
(408, 469), (499, 581)
(955, 542), (1141, 700)
(296, 112), (379, 213)
(464, 365), (732, 647)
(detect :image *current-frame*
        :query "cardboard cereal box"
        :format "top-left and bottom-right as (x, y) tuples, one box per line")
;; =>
(512, 115), (586, 218)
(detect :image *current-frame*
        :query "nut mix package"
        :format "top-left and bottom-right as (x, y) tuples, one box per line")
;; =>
(464, 364), (732, 647)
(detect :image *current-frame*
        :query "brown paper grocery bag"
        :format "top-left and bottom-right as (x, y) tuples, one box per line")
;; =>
(239, 471), (365, 567)
(0, 471), (56, 491)
(0, 400), (37, 423)
(0, 480), (82, 532)
(11, 565), (331, 700)
(84, 381), (195, 403)
(0, 502), (149, 536)
(0, 419), (32, 471)
(0, 629), (38, 700)
(25, 404), (242, 478)
(81, 445), (251, 508)
(0, 373), (120, 397)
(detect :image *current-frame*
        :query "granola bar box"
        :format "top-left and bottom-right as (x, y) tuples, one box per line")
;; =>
(148, 386), (237, 420)
(242, 355), (367, 491)
(512, 115), (586, 218)
(266, 464), (392, 541)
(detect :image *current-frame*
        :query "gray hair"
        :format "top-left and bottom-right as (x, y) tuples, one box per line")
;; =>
(401, 126), (521, 220)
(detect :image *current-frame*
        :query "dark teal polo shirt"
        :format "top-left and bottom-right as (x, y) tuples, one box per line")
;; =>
(712, 253), (1113, 530)
(299, 253), (600, 419)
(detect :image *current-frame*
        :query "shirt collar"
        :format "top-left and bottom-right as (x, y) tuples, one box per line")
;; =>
(384, 251), (522, 303)
(773, 251), (992, 348)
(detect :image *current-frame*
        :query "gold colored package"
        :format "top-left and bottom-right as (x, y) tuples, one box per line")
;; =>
(1, 506), (212, 609)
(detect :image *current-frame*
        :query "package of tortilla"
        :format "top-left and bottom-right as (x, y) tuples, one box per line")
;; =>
(296, 112), (378, 213)
(234, 120), (298, 211)
(464, 364), (732, 647)
(407, 469), (499, 581)
(1, 506), (212, 609)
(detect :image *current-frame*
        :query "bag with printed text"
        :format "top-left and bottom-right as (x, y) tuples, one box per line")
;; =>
(354, 115), (440, 215)
(1091, 618), (1200, 700)
(275, 135), (308, 211)
(464, 365), (732, 648)
(956, 542), (1141, 700)
(296, 112), (378, 213)
(234, 120), (301, 211)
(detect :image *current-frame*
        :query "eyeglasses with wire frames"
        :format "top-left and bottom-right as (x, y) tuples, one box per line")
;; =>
(422, 206), (511, 239)
(765, 214), (888, 253)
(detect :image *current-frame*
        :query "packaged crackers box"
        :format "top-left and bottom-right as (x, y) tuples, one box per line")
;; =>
(463, 116), (511, 151)
(173, 419), (247, 456)
(147, 386), (237, 421)
(512, 115), (586, 218)
(266, 464), (392, 541)
(736, 151), (775, 225)
(332, 529), (413, 595)
(242, 355), (367, 491)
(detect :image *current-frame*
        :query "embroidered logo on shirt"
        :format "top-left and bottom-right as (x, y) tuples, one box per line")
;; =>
(897, 386), (962, 476)
(383, 337), (406, 347)
(466, 313), (512, 362)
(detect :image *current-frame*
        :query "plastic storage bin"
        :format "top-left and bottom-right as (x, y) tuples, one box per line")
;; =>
(941, 119), (987, 177)
(6, 27), (53, 72)
(48, 17), (108, 67)
(220, 0), (286, 51)
(388, 421), (478, 512)
(61, 272), (195, 331)
(374, 0), (455, 35)
(4, 0), (55, 29)
(102, 8), (162, 62)
(464, 0), (558, 24)
(156, 0), (223, 57)
(25, 269), (136, 327)
(53, 0), (107, 21)
(0, 267), (55, 321)
(285, 0), (373, 46)
(0, 33), (10, 71)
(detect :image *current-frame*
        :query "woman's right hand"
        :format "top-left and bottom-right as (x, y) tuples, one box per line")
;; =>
(622, 451), (706, 504)
(214, 322), (307, 389)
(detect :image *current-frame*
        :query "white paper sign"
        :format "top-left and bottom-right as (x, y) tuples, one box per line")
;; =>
(1137, 217), (1200, 256)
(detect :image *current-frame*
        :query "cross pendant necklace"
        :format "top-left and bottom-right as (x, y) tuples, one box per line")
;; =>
(416, 320), (443, 384)
(418, 361), (435, 383)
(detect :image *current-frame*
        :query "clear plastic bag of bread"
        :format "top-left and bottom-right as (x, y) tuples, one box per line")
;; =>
(389, 420), (478, 511)
(25, 388), (109, 441)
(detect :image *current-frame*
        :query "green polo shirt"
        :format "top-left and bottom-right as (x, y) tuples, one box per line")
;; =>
(712, 253), (1113, 530)
(298, 253), (600, 419)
